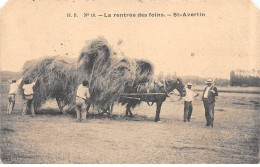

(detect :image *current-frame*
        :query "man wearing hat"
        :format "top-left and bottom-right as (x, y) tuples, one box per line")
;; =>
(183, 83), (199, 122)
(202, 78), (218, 127)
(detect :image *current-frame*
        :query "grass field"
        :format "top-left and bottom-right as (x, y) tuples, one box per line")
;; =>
(0, 87), (259, 164)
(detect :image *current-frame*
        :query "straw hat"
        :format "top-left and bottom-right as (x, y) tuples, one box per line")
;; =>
(205, 78), (213, 84)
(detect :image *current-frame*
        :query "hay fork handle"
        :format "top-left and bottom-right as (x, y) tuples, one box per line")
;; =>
(33, 73), (41, 82)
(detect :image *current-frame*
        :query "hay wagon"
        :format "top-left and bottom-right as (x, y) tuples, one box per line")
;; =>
(120, 93), (168, 106)
(98, 92), (180, 116)
(97, 93), (167, 116)
(94, 93), (168, 116)
(98, 93), (168, 116)
(93, 77), (185, 122)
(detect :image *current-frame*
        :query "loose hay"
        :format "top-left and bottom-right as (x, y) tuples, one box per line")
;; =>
(78, 37), (154, 109)
(21, 56), (78, 110)
(90, 57), (137, 108)
(135, 59), (154, 84)
(21, 37), (154, 112)
(78, 37), (112, 80)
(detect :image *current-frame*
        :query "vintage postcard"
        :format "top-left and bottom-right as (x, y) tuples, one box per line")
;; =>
(0, 0), (259, 164)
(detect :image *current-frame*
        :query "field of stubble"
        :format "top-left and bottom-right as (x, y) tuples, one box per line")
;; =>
(0, 91), (259, 164)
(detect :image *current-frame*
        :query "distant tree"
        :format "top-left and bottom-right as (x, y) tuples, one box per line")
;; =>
(230, 71), (235, 86)
(230, 69), (260, 87)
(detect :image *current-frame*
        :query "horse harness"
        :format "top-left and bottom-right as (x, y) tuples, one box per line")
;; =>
(136, 80), (170, 106)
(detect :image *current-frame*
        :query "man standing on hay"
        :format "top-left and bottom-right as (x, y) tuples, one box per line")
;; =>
(22, 78), (37, 116)
(75, 80), (90, 122)
(202, 79), (218, 128)
(183, 83), (199, 122)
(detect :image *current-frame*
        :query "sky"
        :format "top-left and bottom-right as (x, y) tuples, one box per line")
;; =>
(0, 0), (259, 79)
(252, 0), (260, 8)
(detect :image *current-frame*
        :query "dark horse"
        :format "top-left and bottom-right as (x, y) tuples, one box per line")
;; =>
(120, 78), (186, 122)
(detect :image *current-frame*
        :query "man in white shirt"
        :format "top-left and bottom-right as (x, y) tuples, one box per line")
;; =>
(202, 78), (218, 127)
(22, 78), (37, 116)
(7, 80), (18, 114)
(183, 83), (199, 122)
(75, 80), (90, 122)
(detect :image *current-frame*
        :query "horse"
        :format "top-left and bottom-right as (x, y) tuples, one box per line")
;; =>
(120, 78), (186, 122)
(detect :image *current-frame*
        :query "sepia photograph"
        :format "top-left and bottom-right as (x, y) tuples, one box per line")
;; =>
(0, 0), (259, 164)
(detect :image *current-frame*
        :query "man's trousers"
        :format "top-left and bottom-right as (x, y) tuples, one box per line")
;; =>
(184, 101), (193, 122)
(203, 100), (215, 127)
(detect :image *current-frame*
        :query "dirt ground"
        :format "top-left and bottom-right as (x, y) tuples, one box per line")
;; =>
(0, 92), (259, 164)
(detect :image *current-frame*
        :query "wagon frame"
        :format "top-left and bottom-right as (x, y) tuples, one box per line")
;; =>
(98, 92), (181, 116)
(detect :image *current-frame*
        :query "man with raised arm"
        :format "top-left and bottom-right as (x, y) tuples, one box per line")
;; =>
(22, 78), (37, 116)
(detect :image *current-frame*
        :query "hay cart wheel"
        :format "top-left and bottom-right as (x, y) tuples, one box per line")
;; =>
(56, 98), (66, 114)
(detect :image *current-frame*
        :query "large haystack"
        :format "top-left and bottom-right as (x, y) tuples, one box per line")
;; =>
(78, 37), (154, 109)
(78, 37), (135, 109)
(21, 56), (78, 110)
(20, 37), (154, 112)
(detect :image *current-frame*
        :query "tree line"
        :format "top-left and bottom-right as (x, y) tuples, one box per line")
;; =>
(156, 72), (229, 87)
(230, 70), (260, 87)
(156, 69), (260, 87)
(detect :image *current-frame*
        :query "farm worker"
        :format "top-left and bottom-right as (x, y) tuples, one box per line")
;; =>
(75, 80), (90, 122)
(7, 77), (23, 114)
(7, 80), (18, 114)
(202, 79), (218, 127)
(22, 78), (37, 116)
(183, 83), (199, 122)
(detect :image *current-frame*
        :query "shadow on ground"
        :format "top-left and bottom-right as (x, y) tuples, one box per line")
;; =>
(87, 113), (155, 122)
(32, 108), (156, 122)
